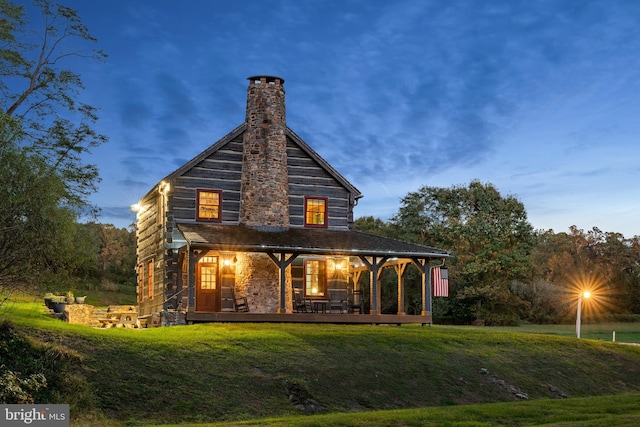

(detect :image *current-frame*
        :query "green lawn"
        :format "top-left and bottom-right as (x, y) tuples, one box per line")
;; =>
(2, 297), (640, 427)
(488, 322), (640, 343)
(155, 393), (640, 426)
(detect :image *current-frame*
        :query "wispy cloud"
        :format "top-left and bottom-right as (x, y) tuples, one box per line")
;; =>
(63, 0), (640, 235)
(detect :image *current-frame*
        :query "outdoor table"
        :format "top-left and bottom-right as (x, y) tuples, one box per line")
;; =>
(98, 306), (140, 328)
(312, 300), (328, 313)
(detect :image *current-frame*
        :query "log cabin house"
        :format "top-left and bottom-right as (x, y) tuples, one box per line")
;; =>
(133, 75), (448, 326)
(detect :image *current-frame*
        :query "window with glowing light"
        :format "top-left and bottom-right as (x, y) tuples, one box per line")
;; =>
(137, 264), (144, 302)
(197, 189), (222, 222)
(156, 196), (162, 225)
(199, 256), (218, 290)
(304, 197), (327, 227)
(147, 259), (154, 299)
(304, 259), (327, 297)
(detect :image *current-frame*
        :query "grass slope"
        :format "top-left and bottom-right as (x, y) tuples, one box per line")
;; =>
(156, 393), (640, 426)
(3, 299), (640, 426)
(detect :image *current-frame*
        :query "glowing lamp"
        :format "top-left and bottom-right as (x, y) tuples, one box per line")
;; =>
(576, 290), (592, 339)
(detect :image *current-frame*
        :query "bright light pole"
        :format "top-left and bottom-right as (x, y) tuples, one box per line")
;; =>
(576, 291), (591, 339)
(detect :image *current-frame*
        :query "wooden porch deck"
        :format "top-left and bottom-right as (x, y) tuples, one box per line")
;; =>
(186, 311), (432, 325)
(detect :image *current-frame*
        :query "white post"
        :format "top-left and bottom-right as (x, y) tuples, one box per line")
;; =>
(613, 331), (616, 342)
(576, 293), (582, 339)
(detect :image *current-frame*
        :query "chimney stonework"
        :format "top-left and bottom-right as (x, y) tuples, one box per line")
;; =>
(240, 76), (289, 229)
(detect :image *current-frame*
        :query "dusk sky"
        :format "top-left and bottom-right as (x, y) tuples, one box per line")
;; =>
(20, 0), (640, 237)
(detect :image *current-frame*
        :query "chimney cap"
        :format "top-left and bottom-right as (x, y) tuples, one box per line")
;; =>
(247, 75), (285, 85)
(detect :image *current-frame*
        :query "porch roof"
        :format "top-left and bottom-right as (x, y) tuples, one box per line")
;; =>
(177, 223), (448, 259)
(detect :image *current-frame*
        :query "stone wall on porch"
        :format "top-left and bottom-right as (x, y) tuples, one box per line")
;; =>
(235, 252), (292, 313)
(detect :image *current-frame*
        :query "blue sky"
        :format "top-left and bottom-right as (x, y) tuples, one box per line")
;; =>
(21, 0), (640, 236)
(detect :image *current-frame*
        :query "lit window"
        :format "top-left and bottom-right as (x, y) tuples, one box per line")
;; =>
(197, 190), (222, 222)
(305, 259), (326, 297)
(156, 195), (163, 225)
(305, 197), (327, 227)
(138, 264), (144, 302)
(147, 259), (154, 299)
(199, 256), (218, 290)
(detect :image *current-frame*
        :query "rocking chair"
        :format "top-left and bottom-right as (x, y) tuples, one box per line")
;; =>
(293, 288), (312, 313)
(233, 289), (249, 312)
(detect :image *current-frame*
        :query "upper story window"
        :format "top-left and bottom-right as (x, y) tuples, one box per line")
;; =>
(304, 197), (327, 228)
(197, 189), (222, 222)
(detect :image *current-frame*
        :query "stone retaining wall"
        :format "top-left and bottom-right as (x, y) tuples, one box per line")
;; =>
(64, 304), (96, 326)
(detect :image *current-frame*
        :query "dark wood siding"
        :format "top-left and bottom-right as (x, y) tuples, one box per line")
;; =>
(171, 137), (244, 224)
(135, 191), (165, 317)
(287, 138), (352, 230)
(137, 129), (359, 317)
(166, 134), (353, 230)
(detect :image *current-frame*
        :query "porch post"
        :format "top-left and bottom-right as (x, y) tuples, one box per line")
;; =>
(359, 256), (387, 315)
(266, 252), (298, 314)
(188, 248), (207, 311)
(410, 257), (432, 326)
(170, 250), (185, 311)
(426, 265), (432, 320)
(186, 247), (196, 311)
(187, 248), (195, 310)
(394, 262), (408, 315)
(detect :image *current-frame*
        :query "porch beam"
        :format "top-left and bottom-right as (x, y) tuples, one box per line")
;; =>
(187, 248), (207, 311)
(394, 262), (408, 315)
(266, 252), (299, 314)
(359, 255), (388, 315)
(410, 257), (432, 325)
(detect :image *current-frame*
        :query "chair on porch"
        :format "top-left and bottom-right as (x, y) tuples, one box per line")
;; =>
(328, 289), (347, 313)
(221, 286), (249, 312)
(293, 288), (312, 313)
(349, 289), (364, 314)
(233, 289), (249, 312)
(220, 286), (236, 312)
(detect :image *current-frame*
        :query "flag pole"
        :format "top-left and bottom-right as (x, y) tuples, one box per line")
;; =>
(428, 258), (447, 326)
(427, 264), (433, 327)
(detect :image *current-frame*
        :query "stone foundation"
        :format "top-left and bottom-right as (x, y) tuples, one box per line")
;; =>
(161, 309), (186, 326)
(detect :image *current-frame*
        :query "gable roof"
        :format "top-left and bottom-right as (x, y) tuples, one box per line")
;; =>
(177, 223), (448, 258)
(158, 123), (362, 200)
(285, 127), (362, 200)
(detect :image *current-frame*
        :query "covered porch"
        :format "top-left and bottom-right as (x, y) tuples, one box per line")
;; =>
(169, 224), (448, 325)
(186, 311), (432, 325)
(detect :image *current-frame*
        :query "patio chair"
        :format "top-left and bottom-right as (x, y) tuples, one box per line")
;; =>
(233, 288), (249, 312)
(349, 289), (364, 314)
(328, 289), (347, 313)
(222, 286), (249, 312)
(220, 286), (236, 312)
(293, 288), (312, 313)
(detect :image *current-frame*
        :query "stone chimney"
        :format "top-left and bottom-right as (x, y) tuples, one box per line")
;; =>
(240, 76), (289, 230)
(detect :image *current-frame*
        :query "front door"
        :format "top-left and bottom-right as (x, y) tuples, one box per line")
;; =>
(196, 255), (219, 311)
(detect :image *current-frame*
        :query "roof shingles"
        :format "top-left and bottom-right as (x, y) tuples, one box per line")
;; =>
(177, 223), (448, 258)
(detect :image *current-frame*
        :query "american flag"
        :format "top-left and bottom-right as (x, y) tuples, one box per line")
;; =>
(433, 267), (449, 297)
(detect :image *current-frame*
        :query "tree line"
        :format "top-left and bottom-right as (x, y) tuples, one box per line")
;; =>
(355, 180), (640, 325)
